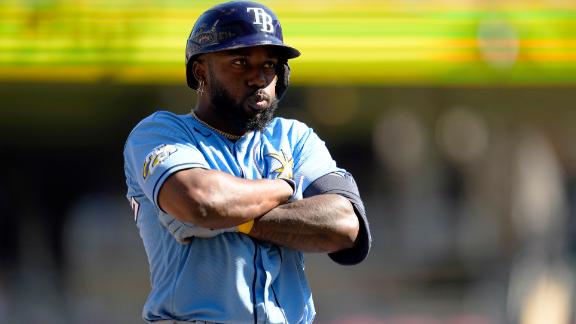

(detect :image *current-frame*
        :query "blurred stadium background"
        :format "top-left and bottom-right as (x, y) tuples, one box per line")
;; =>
(1, 0), (576, 323)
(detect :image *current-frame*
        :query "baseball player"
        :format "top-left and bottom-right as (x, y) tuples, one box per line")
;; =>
(123, 1), (371, 323)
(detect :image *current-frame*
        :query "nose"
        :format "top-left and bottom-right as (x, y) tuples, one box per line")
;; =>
(246, 68), (268, 89)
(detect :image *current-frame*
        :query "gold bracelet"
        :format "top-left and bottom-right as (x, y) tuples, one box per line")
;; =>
(237, 219), (254, 234)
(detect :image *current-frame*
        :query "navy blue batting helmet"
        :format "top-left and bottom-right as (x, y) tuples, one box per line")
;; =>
(185, 1), (300, 98)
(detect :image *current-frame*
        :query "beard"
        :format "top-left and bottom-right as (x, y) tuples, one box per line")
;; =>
(208, 77), (278, 132)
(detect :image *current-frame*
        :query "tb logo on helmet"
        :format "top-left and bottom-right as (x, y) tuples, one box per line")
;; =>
(247, 7), (274, 33)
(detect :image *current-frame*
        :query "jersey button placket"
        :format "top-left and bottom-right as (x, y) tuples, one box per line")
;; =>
(233, 136), (265, 323)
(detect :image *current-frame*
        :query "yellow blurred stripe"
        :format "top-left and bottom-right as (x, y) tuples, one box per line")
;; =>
(2, 37), (576, 50)
(1, 1), (576, 84)
(0, 66), (184, 83)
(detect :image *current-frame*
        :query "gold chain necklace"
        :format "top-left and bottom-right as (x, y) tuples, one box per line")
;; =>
(191, 111), (243, 140)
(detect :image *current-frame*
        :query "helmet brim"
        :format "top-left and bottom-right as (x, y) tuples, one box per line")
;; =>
(190, 32), (300, 60)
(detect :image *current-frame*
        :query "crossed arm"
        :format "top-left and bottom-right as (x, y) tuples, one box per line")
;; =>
(158, 167), (359, 253)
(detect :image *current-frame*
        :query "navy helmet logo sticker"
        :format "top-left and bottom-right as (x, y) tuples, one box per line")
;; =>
(143, 144), (178, 180)
(247, 7), (274, 33)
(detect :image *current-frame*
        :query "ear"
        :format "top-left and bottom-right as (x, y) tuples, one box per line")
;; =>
(192, 60), (207, 83)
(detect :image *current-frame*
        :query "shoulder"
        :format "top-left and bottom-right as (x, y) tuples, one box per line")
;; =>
(131, 110), (188, 132)
(127, 110), (191, 140)
(265, 117), (315, 139)
(268, 117), (309, 129)
(124, 110), (194, 157)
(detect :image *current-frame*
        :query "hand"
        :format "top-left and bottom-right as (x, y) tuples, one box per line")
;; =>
(266, 150), (302, 202)
(158, 211), (240, 242)
(288, 175), (303, 202)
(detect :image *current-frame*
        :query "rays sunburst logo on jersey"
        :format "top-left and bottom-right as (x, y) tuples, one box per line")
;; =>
(266, 150), (294, 180)
(143, 144), (178, 180)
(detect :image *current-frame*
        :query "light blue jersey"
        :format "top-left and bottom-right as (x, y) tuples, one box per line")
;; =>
(123, 111), (346, 323)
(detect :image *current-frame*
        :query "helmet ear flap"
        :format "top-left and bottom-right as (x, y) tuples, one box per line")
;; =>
(275, 61), (291, 101)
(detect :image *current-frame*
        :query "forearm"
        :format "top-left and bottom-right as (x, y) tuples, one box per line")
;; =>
(158, 168), (293, 229)
(248, 194), (359, 252)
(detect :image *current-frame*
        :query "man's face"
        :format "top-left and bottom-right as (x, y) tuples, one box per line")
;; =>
(203, 46), (280, 131)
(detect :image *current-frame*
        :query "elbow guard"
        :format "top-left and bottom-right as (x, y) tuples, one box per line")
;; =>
(303, 172), (371, 265)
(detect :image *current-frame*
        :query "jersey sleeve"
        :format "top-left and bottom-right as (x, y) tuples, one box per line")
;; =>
(124, 112), (209, 208)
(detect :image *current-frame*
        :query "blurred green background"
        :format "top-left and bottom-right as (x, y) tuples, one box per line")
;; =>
(1, 1), (576, 323)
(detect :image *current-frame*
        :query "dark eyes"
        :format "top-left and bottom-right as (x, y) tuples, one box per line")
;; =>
(232, 58), (276, 69)
(232, 58), (248, 66)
